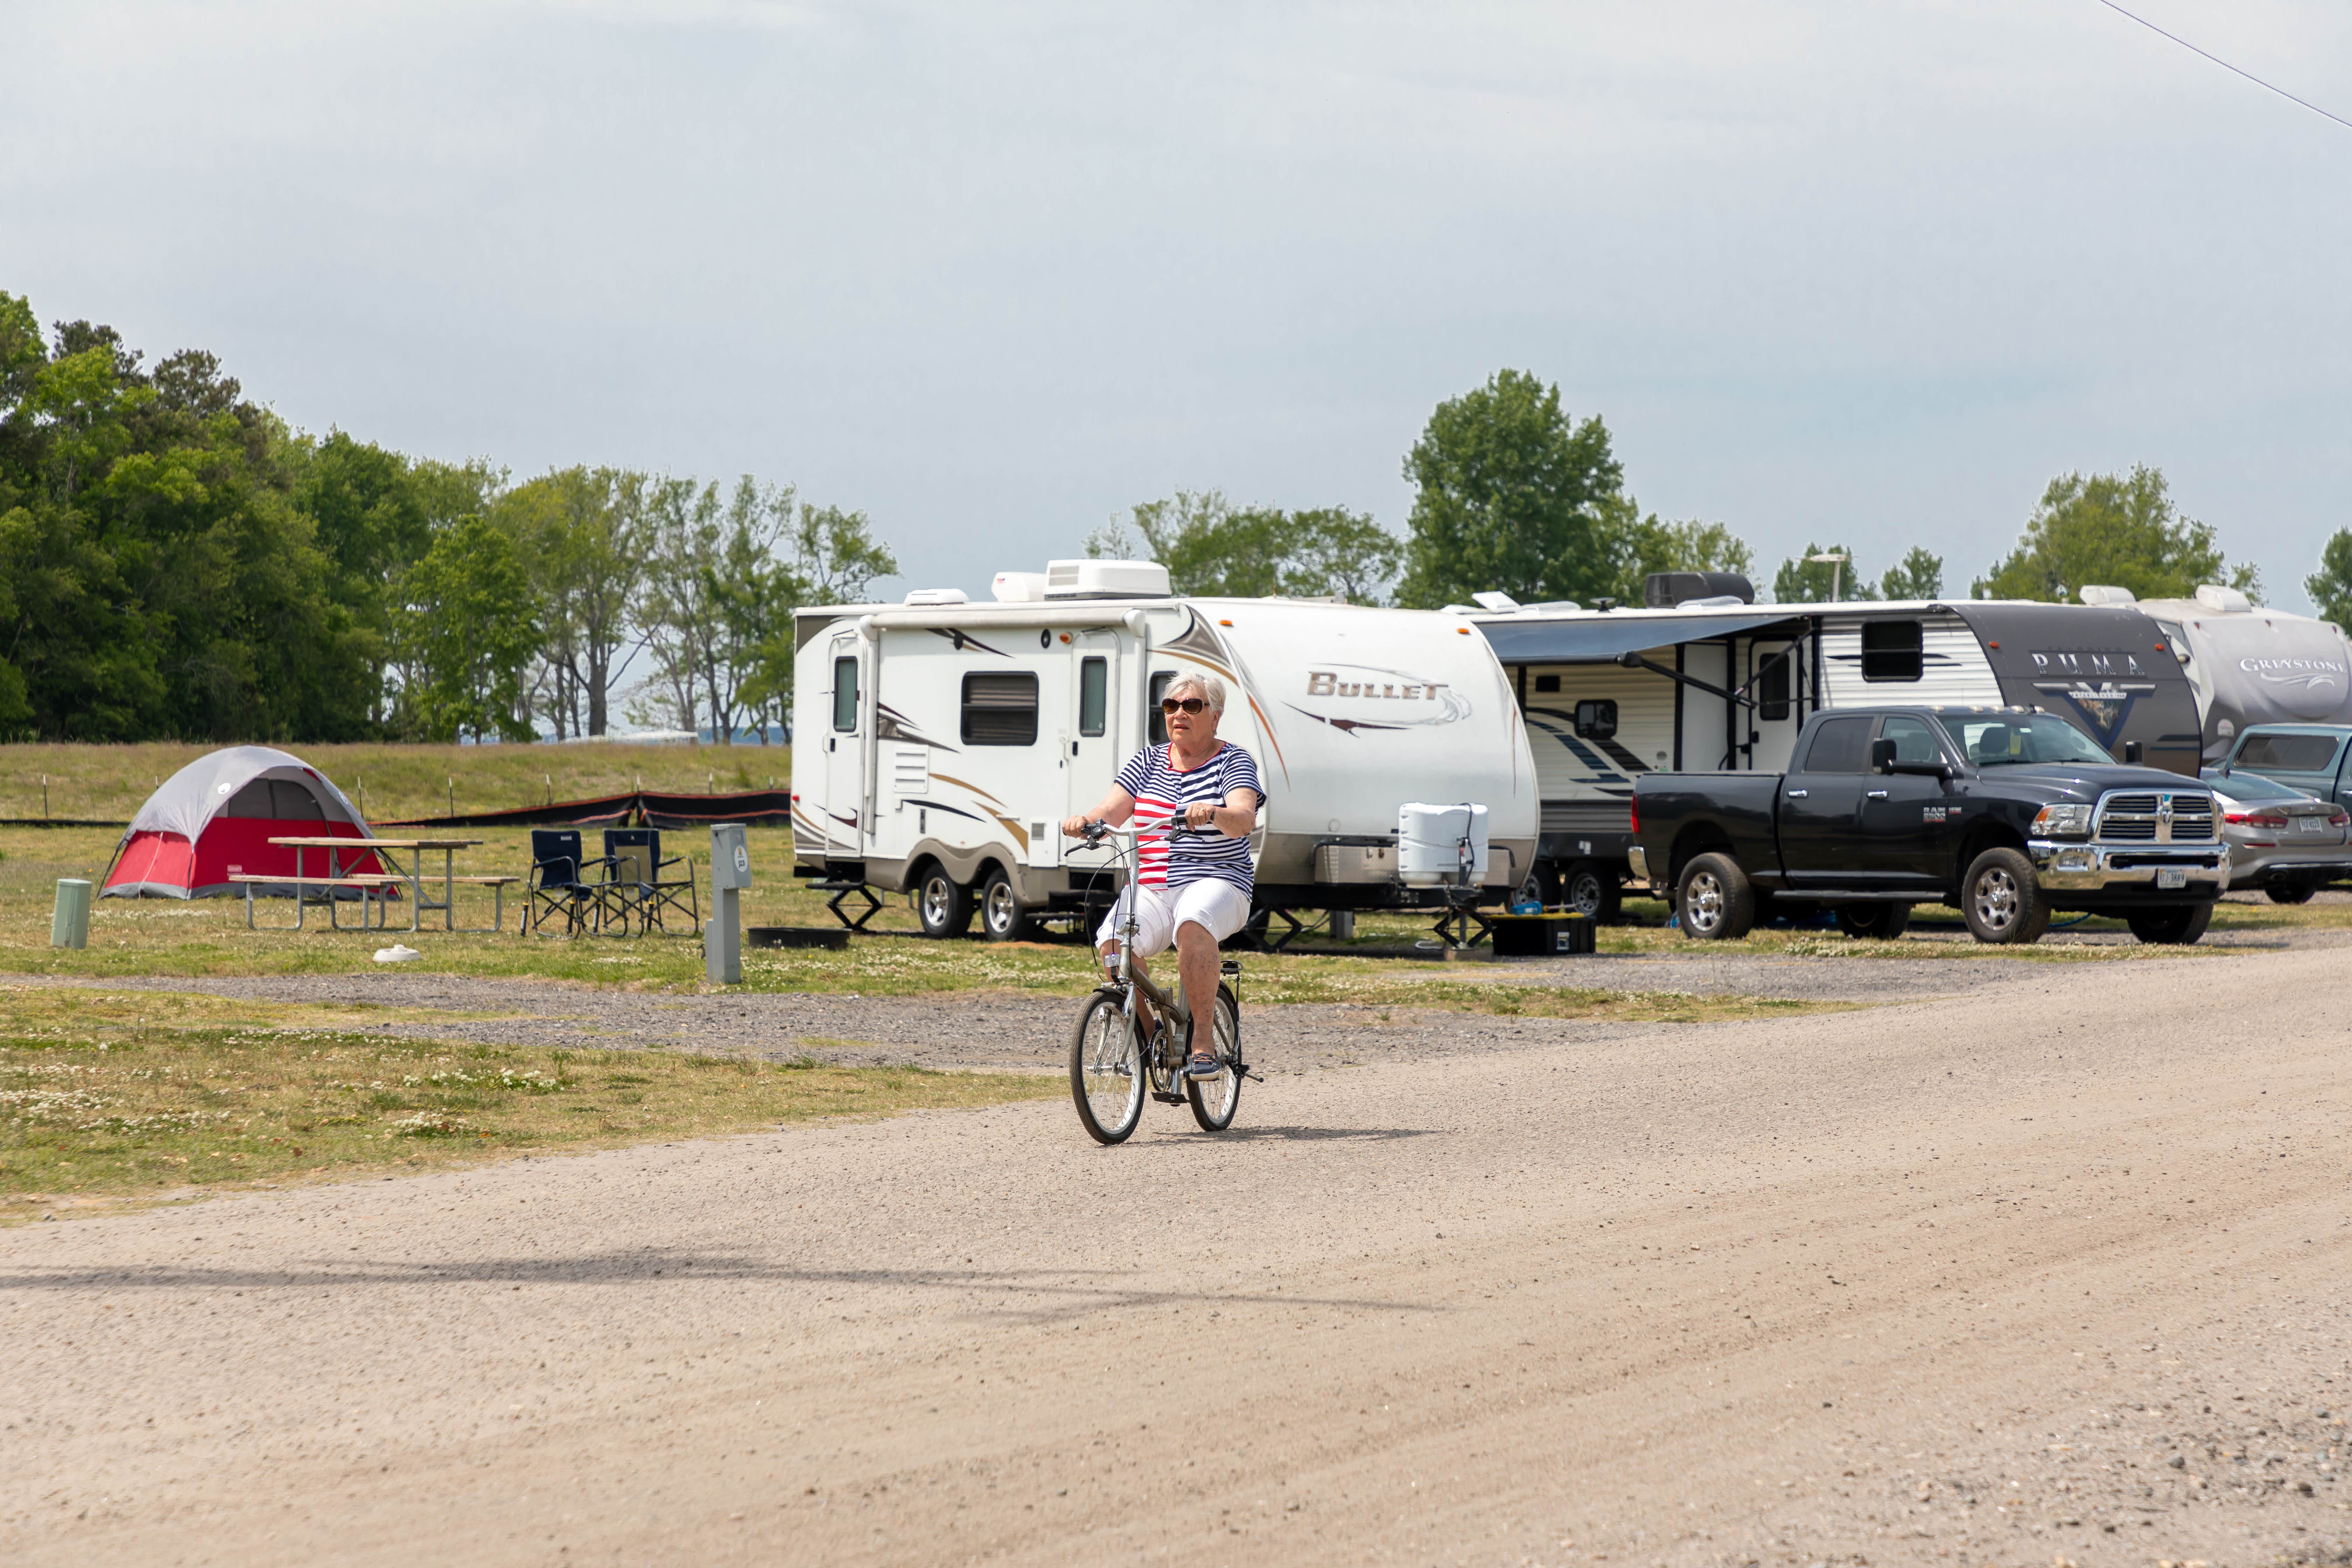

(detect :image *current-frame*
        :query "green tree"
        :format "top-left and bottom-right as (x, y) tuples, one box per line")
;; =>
(493, 466), (644, 739)
(1090, 491), (1403, 603)
(739, 499), (899, 740)
(1397, 370), (1624, 608)
(1878, 546), (1944, 601)
(1609, 506), (1755, 603)
(2305, 530), (2352, 628)
(1771, 544), (1879, 604)
(1972, 467), (2258, 603)
(388, 518), (543, 742)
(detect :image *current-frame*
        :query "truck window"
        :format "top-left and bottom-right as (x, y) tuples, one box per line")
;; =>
(1798, 716), (1875, 774)
(832, 657), (859, 732)
(2236, 733), (2342, 772)
(961, 672), (1040, 746)
(1860, 621), (1923, 682)
(1879, 714), (1945, 764)
(1079, 657), (1108, 737)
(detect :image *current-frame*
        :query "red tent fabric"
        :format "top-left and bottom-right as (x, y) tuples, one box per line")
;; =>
(103, 747), (388, 899)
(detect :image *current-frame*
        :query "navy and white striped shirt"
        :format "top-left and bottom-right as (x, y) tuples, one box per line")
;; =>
(1114, 742), (1265, 893)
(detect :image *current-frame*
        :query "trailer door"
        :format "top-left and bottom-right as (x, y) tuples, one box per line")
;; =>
(1064, 631), (1122, 877)
(823, 633), (866, 858)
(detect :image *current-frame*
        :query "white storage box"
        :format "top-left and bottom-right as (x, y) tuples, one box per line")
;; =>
(1397, 802), (1489, 886)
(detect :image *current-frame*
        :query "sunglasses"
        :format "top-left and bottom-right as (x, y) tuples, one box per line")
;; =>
(1160, 697), (1209, 715)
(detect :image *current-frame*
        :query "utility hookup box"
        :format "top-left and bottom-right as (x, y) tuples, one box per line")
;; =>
(708, 824), (750, 984)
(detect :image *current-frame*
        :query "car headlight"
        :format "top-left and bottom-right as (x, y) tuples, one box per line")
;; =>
(2031, 803), (2095, 839)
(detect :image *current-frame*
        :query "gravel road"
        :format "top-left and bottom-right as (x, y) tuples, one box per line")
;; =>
(7, 945), (2352, 1566)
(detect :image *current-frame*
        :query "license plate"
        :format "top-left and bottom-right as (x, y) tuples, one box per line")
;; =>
(2157, 868), (2188, 889)
(2297, 815), (2326, 835)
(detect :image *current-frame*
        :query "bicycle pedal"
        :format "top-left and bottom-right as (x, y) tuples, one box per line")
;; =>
(1150, 1091), (1187, 1105)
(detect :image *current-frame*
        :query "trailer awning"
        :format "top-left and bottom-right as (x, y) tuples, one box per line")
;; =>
(1474, 611), (1803, 665)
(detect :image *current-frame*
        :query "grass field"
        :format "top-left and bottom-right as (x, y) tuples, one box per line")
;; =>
(0, 982), (1056, 1219)
(2, 823), (2303, 1006)
(0, 740), (792, 823)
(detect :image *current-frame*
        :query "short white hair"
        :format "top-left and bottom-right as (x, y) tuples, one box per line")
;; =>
(1166, 672), (1226, 713)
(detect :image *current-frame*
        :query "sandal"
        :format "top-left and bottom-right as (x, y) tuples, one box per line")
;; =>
(1183, 1051), (1223, 1080)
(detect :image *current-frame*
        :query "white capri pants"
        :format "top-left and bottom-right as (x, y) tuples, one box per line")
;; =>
(1095, 879), (1253, 957)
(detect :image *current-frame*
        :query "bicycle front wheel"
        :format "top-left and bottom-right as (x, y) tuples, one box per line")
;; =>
(1069, 991), (1145, 1145)
(1185, 985), (1243, 1133)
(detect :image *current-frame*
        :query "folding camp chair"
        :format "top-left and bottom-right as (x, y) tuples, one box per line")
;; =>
(602, 828), (700, 935)
(524, 829), (617, 936)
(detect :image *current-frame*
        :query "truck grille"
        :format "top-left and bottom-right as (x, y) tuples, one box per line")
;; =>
(2097, 791), (2217, 844)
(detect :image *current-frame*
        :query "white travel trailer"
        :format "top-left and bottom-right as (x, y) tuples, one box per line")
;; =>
(790, 560), (1538, 941)
(1468, 574), (2204, 917)
(2081, 584), (2352, 762)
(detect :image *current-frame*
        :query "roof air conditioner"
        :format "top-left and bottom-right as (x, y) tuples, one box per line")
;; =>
(1042, 559), (1172, 598)
(2077, 584), (2136, 607)
(2193, 584), (2252, 614)
(904, 588), (969, 607)
(1645, 571), (1754, 608)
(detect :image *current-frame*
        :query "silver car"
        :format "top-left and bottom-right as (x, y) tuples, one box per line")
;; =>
(2200, 766), (2352, 904)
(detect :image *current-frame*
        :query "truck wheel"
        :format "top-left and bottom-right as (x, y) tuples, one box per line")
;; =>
(912, 862), (974, 938)
(2124, 904), (2214, 945)
(2265, 878), (2318, 905)
(1960, 847), (2049, 944)
(1562, 860), (1622, 923)
(1676, 853), (1755, 941)
(1835, 903), (1912, 940)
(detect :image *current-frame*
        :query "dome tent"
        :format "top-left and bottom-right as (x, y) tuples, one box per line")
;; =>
(103, 747), (387, 899)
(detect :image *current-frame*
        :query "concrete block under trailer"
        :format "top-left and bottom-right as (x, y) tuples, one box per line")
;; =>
(790, 584), (1538, 940)
(1469, 596), (2206, 918)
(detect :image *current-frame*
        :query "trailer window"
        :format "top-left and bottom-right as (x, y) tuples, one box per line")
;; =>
(831, 657), (859, 732)
(1860, 620), (1923, 681)
(1798, 716), (1875, 774)
(1533, 673), (1561, 694)
(1755, 648), (1791, 720)
(962, 672), (1040, 746)
(1079, 657), (1108, 737)
(1148, 671), (1176, 745)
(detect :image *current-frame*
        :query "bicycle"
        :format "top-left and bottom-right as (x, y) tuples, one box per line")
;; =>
(1066, 822), (1251, 1145)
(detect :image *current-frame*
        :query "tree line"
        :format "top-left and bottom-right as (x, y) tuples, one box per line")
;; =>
(1130, 367), (2297, 618)
(8, 289), (2347, 747)
(0, 290), (891, 744)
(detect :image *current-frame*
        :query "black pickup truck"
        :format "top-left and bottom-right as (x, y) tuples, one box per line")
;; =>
(1628, 705), (2231, 946)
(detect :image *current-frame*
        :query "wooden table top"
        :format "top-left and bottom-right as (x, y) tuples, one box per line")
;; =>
(267, 836), (485, 850)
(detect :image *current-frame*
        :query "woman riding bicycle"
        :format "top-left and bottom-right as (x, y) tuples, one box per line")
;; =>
(1060, 672), (1264, 1082)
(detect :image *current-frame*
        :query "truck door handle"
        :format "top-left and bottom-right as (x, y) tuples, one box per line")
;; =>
(1785, 789), (1808, 798)
(1866, 789), (1889, 799)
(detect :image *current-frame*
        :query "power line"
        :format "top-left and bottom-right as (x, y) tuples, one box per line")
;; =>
(2088, 0), (2352, 135)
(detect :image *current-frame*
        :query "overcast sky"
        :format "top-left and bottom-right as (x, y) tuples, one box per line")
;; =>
(7, 0), (2349, 609)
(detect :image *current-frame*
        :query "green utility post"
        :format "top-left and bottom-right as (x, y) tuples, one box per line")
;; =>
(52, 879), (92, 950)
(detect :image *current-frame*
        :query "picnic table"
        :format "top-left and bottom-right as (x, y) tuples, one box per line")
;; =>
(240, 837), (516, 933)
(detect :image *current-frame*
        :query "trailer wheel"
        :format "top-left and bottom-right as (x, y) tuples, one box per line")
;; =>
(912, 862), (974, 938)
(2124, 903), (2213, 945)
(1835, 903), (1911, 940)
(1960, 847), (2049, 944)
(978, 868), (1036, 941)
(1675, 853), (1754, 941)
(1561, 860), (1623, 924)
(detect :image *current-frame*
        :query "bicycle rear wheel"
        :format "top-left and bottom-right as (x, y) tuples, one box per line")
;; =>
(1069, 990), (1146, 1144)
(1184, 985), (1242, 1133)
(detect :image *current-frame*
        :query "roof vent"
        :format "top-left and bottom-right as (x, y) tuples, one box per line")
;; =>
(1644, 571), (1753, 608)
(1042, 559), (1171, 598)
(2077, 584), (2136, 607)
(1471, 590), (1521, 612)
(2194, 584), (2253, 614)
(1675, 594), (1748, 610)
(990, 572), (1048, 603)
(904, 588), (969, 607)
